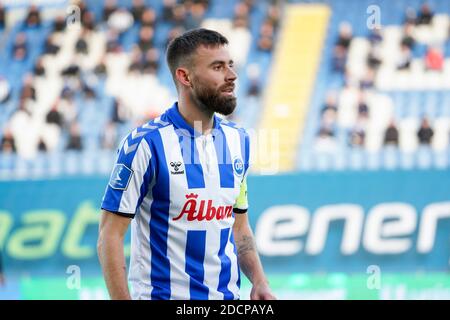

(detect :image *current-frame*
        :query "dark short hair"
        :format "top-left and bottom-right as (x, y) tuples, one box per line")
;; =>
(166, 28), (228, 80)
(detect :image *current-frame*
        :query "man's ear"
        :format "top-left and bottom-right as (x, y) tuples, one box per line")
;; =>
(175, 68), (191, 87)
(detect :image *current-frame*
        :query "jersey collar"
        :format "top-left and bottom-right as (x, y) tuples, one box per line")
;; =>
(166, 102), (221, 138)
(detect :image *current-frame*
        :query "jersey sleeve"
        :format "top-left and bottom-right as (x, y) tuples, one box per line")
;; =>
(101, 134), (154, 218)
(233, 127), (251, 214)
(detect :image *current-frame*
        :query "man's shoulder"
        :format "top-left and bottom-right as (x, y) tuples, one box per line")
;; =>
(118, 116), (172, 155)
(218, 117), (249, 135)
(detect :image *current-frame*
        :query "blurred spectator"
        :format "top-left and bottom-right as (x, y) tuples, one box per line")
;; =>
(37, 138), (47, 152)
(367, 45), (382, 69)
(257, 20), (275, 52)
(332, 45), (347, 73)
(103, 0), (118, 22)
(257, 35), (274, 52)
(322, 92), (338, 113)
(131, 0), (146, 23)
(128, 47), (143, 73)
(245, 64), (261, 97)
(397, 44), (412, 70)
(384, 120), (399, 146)
(368, 28), (383, 45)
(108, 7), (134, 34)
(46, 103), (63, 128)
(336, 22), (352, 50)
(233, 16), (249, 29)
(357, 93), (369, 118)
(0, 4), (5, 29)
(266, 4), (281, 30)
(401, 23), (415, 50)
(59, 95), (78, 126)
(349, 122), (366, 147)
(417, 117), (434, 145)
(172, 4), (187, 28)
(101, 122), (118, 150)
(321, 107), (337, 129)
(61, 62), (80, 77)
(247, 79), (261, 97)
(360, 68), (375, 89)
(234, 2), (250, 20)
(142, 48), (160, 74)
(332, 22), (352, 73)
(1, 129), (16, 154)
(425, 47), (444, 71)
(66, 122), (83, 150)
(166, 26), (185, 48)
(33, 57), (46, 77)
(321, 92), (338, 131)
(12, 33), (28, 61)
(20, 75), (36, 102)
(83, 86), (97, 100)
(75, 30), (89, 55)
(111, 98), (128, 124)
(241, 0), (255, 13)
(94, 55), (107, 77)
(404, 7), (417, 25)
(184, 2), (206, 30)
(53, 15), (66, 32)
(81, 10), (96, 31)
(74, 0), (89, 17)
(197, 0), (211, 9)
(106, 30), (121, 53)
(315, 127), (337, 152)
(9, 102), (37, 159)
(162, 0), (177, 22)
(44, 34), (60, 55)
(0, 77), (11, 104)
(24, 5), (42, 28)
(138, 26), (155, 53)
(416, 3), (433, 25)
(141, 8), (157, 28)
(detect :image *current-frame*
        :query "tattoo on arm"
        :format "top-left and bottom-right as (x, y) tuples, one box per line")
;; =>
(236, 234), (258, 282)
(237, 235), (256, 256)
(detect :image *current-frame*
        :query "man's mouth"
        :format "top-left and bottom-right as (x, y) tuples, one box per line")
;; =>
(221, 85), (235, 96)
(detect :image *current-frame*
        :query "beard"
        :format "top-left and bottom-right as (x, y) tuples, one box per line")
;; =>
(190, 80), (237, 116)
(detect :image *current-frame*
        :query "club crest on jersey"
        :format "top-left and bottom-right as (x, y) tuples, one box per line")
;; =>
(173, 193), (233, 221)
(233, 157), (244, 177)
(169, 161), (184, 175)
(109, 164), (133, 190)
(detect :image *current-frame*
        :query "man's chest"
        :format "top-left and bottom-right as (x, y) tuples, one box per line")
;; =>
(153, 127), (244, 221)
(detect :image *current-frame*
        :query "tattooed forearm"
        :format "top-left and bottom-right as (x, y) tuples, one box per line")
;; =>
(235, 234), (258, 281)
(233, 215), (268, 286)
(236, 235), (256, 256)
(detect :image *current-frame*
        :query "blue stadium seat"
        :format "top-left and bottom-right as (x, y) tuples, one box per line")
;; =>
(400, 151), (415, 170)
(382, 146), (399, 170)
(416, 145), (433, 169)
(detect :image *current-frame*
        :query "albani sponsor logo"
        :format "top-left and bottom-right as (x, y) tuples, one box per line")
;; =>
(173, 193), (233, 221)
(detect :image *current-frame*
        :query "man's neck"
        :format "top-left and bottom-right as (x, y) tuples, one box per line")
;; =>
(178, 95), (215, 135)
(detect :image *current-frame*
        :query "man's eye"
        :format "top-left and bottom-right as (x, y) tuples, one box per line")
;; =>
(213, 65), (222, 70)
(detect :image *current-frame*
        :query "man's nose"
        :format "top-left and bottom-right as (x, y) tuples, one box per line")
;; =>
(226, 66), (237, 82)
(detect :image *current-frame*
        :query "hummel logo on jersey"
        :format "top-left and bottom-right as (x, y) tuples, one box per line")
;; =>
(170, 161), (184, 175)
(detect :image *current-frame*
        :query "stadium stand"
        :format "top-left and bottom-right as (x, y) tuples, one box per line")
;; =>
(0, 0), (449, 177)
(295, 0), (450, 171)
(0, 0), (280, 178)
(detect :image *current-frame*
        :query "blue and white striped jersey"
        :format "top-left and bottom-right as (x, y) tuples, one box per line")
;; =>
(101, 102), (250, 300)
